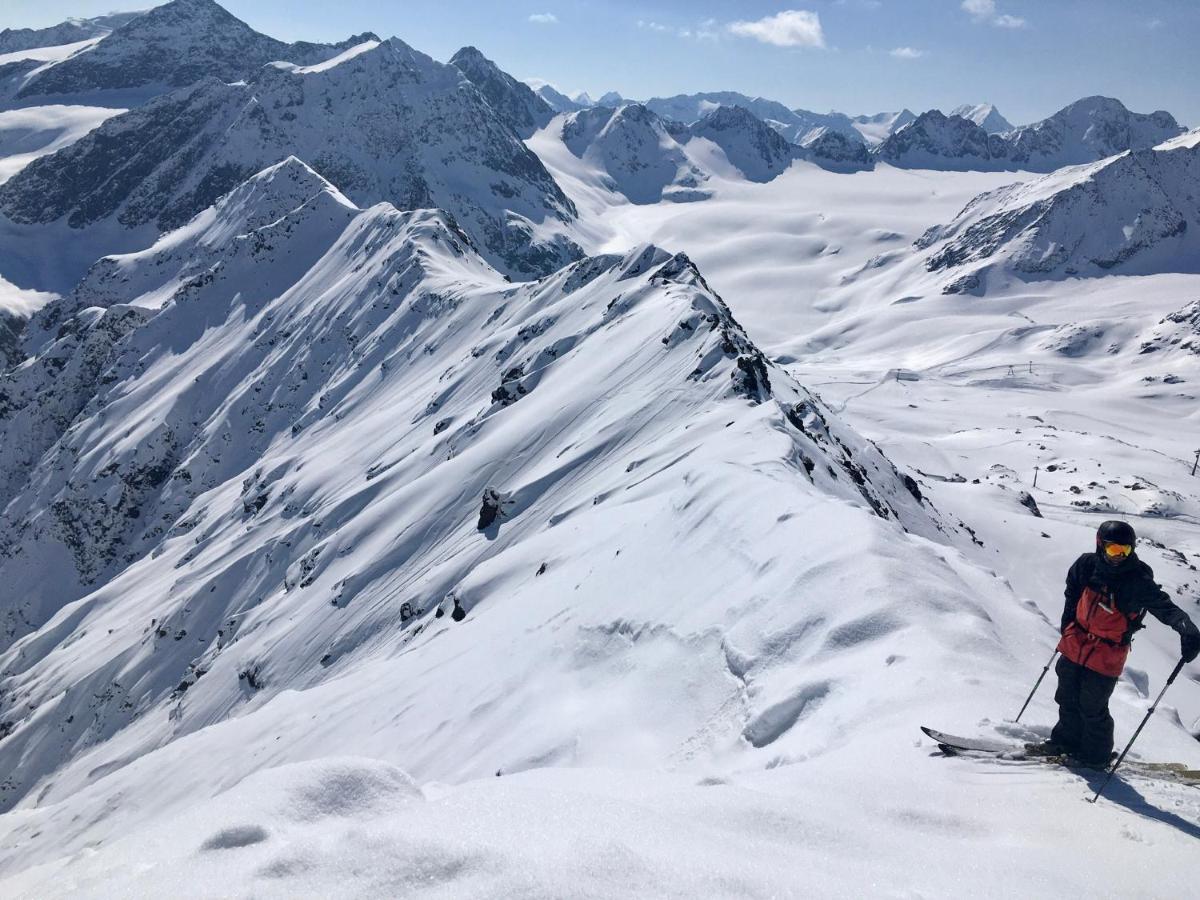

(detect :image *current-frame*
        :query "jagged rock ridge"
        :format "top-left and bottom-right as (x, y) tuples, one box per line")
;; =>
(450, 46), (554, 139)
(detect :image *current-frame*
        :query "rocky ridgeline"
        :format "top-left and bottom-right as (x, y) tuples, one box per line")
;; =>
(877, 97), (1183, 171)
(450, 46), (555, 140)
(14, 0), (376, 102)
(0, 12), (141, 55)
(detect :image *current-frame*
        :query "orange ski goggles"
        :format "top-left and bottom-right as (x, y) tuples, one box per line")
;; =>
(1102, 541), (1133, 559)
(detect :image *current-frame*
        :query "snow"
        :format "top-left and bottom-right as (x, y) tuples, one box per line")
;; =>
(0, 37), (102, 69)
(950, 102), (1015, 134)
(1, 6), (1200, 897)
(0, 104), (120, 183)
(268, 39), (380, 75)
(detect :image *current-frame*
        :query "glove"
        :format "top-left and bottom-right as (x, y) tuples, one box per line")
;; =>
(1182, 629), (1200, 664)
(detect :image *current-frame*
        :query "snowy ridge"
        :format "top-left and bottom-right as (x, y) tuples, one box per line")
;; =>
(0, 158), (972, 856)
(0, 38), (581, 280)
(529, 81), (586, 113)
(451, 46), (554, 139)
(915, 138), (1200, 291)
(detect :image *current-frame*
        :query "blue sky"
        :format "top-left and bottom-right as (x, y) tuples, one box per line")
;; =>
(6, 0), (1199, 126)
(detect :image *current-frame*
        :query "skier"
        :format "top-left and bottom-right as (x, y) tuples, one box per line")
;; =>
(1039, 520), (1200, 768)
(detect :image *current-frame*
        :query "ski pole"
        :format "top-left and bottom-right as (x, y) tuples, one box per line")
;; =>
(1089, 658), (1186, 804)
(1015, 649), (1058, 723)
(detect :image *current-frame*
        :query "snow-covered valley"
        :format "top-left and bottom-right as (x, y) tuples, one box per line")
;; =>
(1, 2), (1199, 896)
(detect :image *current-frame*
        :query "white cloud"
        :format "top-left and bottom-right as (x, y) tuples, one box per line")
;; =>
(1146, 18), (1164, 29)
(992, 14), (1026, 28)
(637, 19), (670, 33)
(961, 0), (995, 17)
(728, 9), (825, 48)
(962, 0), (1027, 29)
(528, 13), (558, 25)
(889, 46), (924, 59)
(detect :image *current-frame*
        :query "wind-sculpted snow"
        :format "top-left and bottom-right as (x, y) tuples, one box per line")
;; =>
(0, 37), (581, 279)
(13, 0), (376, 104)
(915, 139), (1200, 291)
(0, 158), (957, 827)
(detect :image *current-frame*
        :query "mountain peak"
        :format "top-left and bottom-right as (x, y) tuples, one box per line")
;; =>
(948, 103), (1013, 134)
(450, 45), (555, 138)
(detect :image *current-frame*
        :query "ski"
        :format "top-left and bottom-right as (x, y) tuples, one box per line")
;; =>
(921, 726), (1200, 785)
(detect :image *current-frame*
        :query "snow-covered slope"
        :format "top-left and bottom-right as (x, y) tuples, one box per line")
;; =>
(0, 103), (120, 183)
(559, 104), (710, 203)
(450, 46), (554, 139)
(0, 38), (580, 280)
(786, 107), (864, 146)
(0, 12), (142, 55)
(12, 0), (375, 107)
(687, 105), (796, 183)
(915, 138), (1200, 292)
(0, 156), (974, 860)
(949, 103), (1014, 134)
(850, 108), (916, 146)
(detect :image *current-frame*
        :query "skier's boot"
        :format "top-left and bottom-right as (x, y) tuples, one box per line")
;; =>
(1024, 740), (1070, 758)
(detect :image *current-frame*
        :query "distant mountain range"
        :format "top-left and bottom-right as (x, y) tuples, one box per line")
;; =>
(1, 32), (581, 281)
(0, 11), (143, 54)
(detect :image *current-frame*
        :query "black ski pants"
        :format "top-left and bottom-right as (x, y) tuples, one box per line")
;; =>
(1050, 656), (1117, 764)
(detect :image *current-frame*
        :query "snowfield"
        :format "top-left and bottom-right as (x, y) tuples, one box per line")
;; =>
(1, 4), (1198, 897)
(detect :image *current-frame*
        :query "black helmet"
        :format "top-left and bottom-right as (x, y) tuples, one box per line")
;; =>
(1096, 520), (1136, 564)
(1096, 520), (1136, 545)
